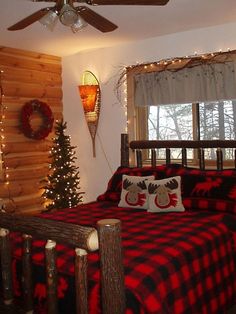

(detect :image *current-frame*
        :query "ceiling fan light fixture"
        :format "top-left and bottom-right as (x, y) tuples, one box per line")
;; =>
(71, 16), (88, 33)
(59, 4), (78, 26)
(39, 9), (59, 31)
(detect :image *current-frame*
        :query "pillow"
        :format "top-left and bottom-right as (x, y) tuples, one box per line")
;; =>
(183, 198), (236, 215)
(118, 175), (154, 209)
(165, 164), (236, 214)
(165, 164), (236, 178)
(97, 165), (167, 202)
(147, 176), (185, 213)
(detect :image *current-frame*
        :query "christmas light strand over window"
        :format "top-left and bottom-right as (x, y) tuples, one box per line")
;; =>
(117, 48), (234, 133)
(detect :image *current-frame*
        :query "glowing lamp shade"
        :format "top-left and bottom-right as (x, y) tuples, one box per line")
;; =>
(78, 85), (98, 113)
(78, 71), (101, 157)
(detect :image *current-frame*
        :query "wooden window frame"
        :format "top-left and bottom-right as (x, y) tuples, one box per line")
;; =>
(127, 72), (234, 168)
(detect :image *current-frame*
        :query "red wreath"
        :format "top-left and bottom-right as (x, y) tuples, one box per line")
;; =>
(20, 99), (54, 140)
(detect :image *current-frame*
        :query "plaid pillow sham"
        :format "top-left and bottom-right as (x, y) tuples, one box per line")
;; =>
(166, 165), (236, 214)
(97, 164), (236, 215)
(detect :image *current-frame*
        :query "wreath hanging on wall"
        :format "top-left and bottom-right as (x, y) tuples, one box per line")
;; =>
(20, 99), (54, 140)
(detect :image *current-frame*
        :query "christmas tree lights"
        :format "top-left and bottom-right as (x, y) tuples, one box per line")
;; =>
(42, 120), (83, 210)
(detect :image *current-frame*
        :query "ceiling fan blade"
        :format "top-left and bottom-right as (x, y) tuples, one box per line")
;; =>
(77, 6), (117, 33)
(87, 0), (169, 4)
(8, 8), (51, 30)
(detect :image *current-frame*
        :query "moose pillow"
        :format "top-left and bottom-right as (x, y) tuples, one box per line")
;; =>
(118, 175), (155, 209)
(147, 176), (185, 213)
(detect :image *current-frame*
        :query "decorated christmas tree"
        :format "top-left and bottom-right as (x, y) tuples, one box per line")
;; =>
(42, 120), (83, 210)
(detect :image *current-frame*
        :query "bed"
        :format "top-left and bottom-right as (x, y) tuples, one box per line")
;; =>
(0, 134), (236, 314)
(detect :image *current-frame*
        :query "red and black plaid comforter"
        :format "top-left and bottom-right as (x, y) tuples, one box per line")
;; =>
(12, 201), (236, 314)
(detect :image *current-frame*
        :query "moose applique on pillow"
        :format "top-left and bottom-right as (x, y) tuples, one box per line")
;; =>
(147, 176), (185, 213)
(118, 175), (154, 209)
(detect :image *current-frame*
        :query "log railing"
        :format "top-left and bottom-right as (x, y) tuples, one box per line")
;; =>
(121, 134), (236, 170)
(0, 212), (125, 314)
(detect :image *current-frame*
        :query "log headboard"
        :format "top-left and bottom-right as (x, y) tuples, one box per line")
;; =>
(120, 134), (236, 170)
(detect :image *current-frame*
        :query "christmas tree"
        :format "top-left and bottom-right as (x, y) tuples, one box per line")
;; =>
(42, 120), (83, 210)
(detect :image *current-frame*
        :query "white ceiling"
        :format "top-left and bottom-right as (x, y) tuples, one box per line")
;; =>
(1, 0), (236, 57)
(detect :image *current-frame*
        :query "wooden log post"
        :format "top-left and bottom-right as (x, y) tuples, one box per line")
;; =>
(198, 148), (205, 170)
(182, 148), (187, 167)
(121, 133), (129, 167)
(216, 148), (223, 170)
(235, 149), (236, 169)
(0, 228), (13, 305)
(166, 148), (171, 164)
(151, 149), (156, 167)
(136, 150), (142, 167)
(45, 240), (58, 314)
(97, 219), (125, 314)
(75, 248), (88, 314)
(22, 234), (33, 313)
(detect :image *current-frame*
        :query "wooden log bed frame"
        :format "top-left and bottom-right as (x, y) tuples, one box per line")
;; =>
(0, 133), (235, 314)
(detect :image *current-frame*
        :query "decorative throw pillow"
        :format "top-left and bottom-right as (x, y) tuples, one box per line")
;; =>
(118, 175), (155, 209)
(97, 165), (167, 202)
(147, 176), (185, 213)
(163, 164), (236, 214)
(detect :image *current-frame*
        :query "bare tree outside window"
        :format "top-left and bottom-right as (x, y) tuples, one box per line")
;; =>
(199, 101), (236, 159)
(148, 104), (192, 159)
(147, 101), (236, 160)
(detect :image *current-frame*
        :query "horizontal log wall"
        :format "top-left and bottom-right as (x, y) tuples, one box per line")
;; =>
(0, 46), (63, 215)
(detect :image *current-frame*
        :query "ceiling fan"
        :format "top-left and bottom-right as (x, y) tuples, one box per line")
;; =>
(7, 0), (169, 33)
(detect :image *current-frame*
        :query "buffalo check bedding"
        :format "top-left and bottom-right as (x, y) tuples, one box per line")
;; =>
(11, 201), (236, 314)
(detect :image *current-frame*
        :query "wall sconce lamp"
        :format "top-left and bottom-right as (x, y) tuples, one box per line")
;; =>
(78, 71), (100, 157)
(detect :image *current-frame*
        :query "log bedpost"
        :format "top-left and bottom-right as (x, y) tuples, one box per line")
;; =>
(22, 234), (33, 313)
(121, 133), (129, 167)
(0, 228), (13, 305)
(97, 219), (125, 314)
(45, 240), (58, 314)
(75, 248), (88, 314)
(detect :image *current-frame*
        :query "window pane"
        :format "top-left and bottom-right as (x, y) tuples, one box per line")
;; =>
(199, 101), (236, 140)
(148, 104), (193, 159)
(148, 104), (193, 140)
(199, 101), (236, 159)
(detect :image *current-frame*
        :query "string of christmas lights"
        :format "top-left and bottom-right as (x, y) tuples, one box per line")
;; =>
(42, 120), (83, 210)
(0, 69), (8, 209)
(0, 70), (6, 180)
(117, 48), (236, 133)
(124, 48), (234, 73)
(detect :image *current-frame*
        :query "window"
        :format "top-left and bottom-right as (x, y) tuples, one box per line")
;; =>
(134, 101), (236, 163)
(148, 103), (193, 141)
(148, 101), (236, 143)
(126, 50), (236, 165)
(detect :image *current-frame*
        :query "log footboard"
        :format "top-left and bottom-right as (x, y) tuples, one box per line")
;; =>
(0, 213), (125, 314)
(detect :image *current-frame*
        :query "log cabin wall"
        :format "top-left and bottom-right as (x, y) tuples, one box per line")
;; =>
(0, 46), (63, 215)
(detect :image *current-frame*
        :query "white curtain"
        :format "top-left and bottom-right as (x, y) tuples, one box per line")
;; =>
(134, 61), (236, 106)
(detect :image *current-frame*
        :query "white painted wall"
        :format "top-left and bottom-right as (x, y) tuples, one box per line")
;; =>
(62, 21), (236, 203)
